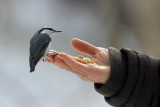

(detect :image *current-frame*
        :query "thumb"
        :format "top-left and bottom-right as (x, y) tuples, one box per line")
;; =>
(71, 38), (100, 57)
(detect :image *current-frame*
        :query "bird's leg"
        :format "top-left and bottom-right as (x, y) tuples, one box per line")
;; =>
(43, 58), (46, 62)
(51, 53), (59, 62)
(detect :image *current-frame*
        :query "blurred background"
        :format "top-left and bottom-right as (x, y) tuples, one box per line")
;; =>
(0, 0), (160, 107)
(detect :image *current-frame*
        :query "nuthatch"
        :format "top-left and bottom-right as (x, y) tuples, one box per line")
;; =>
(29, 27), (61, 72)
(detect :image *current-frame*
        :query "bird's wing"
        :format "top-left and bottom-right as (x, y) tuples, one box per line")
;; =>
(29, 33), (51, 67)
(29, 54), (32, 68)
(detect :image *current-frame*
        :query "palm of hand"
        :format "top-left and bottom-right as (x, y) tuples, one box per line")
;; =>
(46, 38), (110, 84)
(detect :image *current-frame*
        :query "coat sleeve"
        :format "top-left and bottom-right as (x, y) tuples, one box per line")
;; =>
(94, 47), (160, 107)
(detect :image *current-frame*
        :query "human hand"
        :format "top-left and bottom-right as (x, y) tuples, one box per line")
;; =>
(45, 38), (111, 84)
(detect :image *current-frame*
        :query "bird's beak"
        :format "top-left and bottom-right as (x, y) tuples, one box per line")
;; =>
(54, 30), (62, 33)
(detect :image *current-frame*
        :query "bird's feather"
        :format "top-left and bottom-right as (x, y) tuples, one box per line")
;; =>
(29, 32), (51, 72)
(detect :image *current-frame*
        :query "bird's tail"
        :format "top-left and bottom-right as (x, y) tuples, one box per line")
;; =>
(30, 61), (35, 73)
(30, 66), (35, 72)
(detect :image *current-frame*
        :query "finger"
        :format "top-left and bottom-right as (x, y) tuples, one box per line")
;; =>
(46, 55), (73, 72)
(48, 50), (61, 63)
(47, 53), (94, 82)
(49, 50), (59, 53)
(49, 50), (54, 52)
(71, 38), (100, 57)
(46, 56), (54, 63)
(46, 54), (62, 64)
(58, 53), (88, 73)
(46, 55), (65, 64)
(55, 54), (90, 78)
(55, 61), (72, 72)
(55, 58), (87, 77)
(49, 50), (59, 55)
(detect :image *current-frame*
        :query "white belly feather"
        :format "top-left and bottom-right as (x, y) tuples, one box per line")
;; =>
(44, 42), (51, 56)
(41, 42), (51, 61)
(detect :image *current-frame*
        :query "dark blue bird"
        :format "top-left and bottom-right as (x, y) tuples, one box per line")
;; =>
(29, 27), (61, 72)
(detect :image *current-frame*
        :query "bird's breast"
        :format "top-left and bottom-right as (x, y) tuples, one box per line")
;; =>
(44, 42), (51, 56)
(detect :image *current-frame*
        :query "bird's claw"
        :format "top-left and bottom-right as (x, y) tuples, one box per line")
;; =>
(51, 53), (59, 62)
(43, 58), (46, 62)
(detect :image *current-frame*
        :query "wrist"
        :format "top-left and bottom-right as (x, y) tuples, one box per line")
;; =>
(94, 47), (127, 97)
(98, 65), (111, 84)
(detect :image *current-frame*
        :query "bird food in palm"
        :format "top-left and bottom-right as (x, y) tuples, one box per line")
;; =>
(71, 55), (94, 64)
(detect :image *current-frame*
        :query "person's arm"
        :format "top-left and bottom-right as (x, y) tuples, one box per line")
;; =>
(46, 38), (160, 107)
(95, 48), (160, 107)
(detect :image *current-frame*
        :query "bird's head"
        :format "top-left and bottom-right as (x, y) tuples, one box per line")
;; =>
(39, 27), (62, 35)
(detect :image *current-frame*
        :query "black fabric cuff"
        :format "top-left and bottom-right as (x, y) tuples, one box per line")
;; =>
(94, 47), (127, 97)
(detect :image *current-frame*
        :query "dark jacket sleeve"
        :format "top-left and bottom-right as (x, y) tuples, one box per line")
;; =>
(94, 47), (160, 107)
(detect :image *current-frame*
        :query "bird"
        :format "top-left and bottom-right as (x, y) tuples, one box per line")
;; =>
(29, 27), (61, 72)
